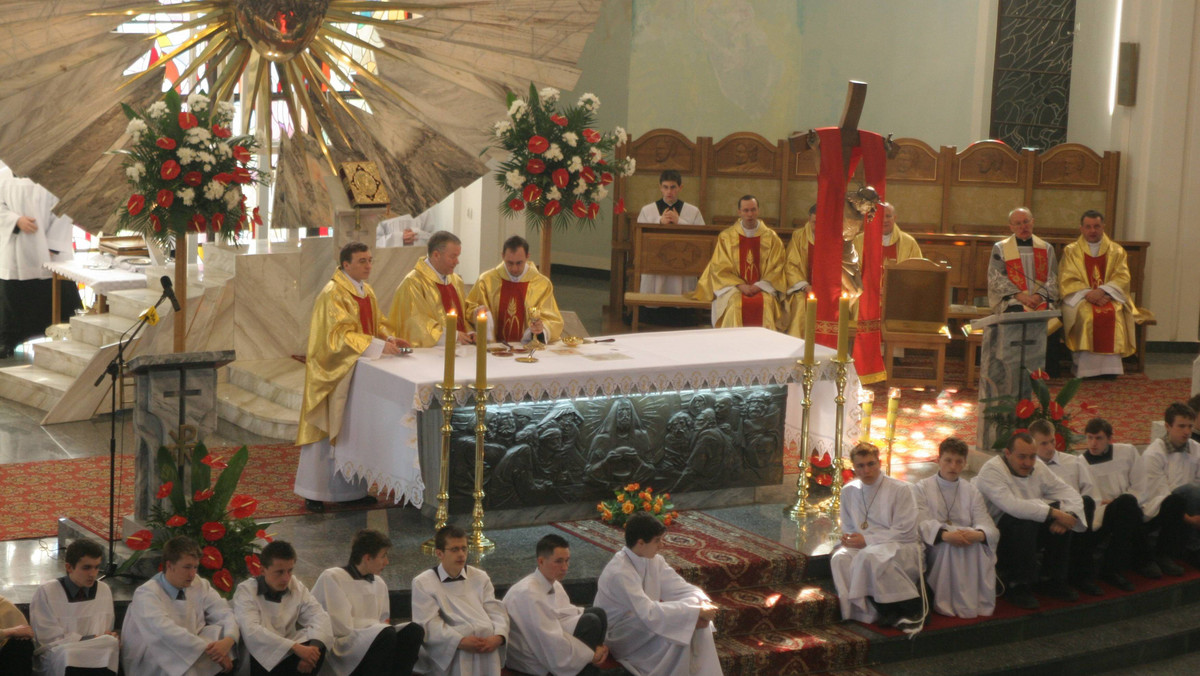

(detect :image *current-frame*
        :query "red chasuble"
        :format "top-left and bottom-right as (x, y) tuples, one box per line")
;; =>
(738, 234), (764, 327)
(497, 279), (529, 342)
(1084, 253), (1116, 353)
(436, 282), (467, 332)
(352, 295), (374, 335)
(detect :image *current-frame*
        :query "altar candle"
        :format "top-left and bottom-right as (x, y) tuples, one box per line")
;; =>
(860, 390), (874, 440)
(836, 292), (850, 361)
(886, 387), (901, 438)
(475, 309), (487, 389)
(443, 310), (457, 389)
(803, 293), (817, 364)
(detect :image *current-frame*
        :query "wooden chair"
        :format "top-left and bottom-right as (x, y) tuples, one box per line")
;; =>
(881, 258), (952, 390)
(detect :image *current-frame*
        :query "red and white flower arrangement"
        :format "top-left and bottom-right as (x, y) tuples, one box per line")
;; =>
(491, 84), (634, 229)
(982, 370), (1085, 451)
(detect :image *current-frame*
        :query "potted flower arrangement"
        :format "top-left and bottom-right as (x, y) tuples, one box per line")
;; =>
(597, 482), (677, 528)
(121, 441), (267, 597)
(982, 369), (1088, 451)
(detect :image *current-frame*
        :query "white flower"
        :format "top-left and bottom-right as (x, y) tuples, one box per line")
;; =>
(589, 147), (603, 163)
(217, 101), (235, 118)
(203, 181), (225, 201)
(567, 156), (584, 173)
(214, 143), (231, 158)
(573, 179), (588, 195)
(577, 93), (600, 110)
(224, 187), (241, 209)
(125, 162), (145, 181)
(177, 147), (198, 165)
(125, 118), (147, 140)
(622, 157), (637, 177)
(614, 126), (628, 145)
(177, 188), (196, 206)
(147, 102), (168, 120)
(187, 93), (210, 112)
(198, 151), (216, 164)
(538, 87), (560, 102)
(203, 164), (212, 172)
(595, 185), (608, 200)
(545, 144), (564, 161)
(547, 187), (561, 201)
(507, 98), (527, 118)
(505, 169), (523, 190)
(562, 132), (578, 148)
(185, 127), (212, 145)
(493, 120), (511, 137)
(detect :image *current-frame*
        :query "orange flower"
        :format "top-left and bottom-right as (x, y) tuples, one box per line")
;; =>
(624, 483), (640, 492)
(622, 501), (635, 514)
(654, 503), (663, 514)
(642, 501), (651, 511)
(638, 492), (651, 502)
(617, 494), (625, 502)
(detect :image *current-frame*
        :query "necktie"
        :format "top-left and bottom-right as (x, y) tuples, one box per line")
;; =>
(75, 588), (88, 601)
(176, 589), (186, 601)
(442, 575), (465, 583)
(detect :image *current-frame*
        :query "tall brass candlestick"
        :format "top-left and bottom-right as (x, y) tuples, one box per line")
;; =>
(827, 356), (853, 523)
(885, 387), (901, 476)
(422, 383), (461, 555)
(468, 384), (495, 553)
(785, 359), (820, 520)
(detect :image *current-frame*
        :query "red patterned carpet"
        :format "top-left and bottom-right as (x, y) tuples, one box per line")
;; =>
(0, 443), (387, 541)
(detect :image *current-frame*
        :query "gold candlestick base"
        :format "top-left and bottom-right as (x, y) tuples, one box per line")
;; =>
(785, 360), (820, 520)
(422, 383), (461, 555)
(827, 356), (853, 527)
(468, 384), (495, 553)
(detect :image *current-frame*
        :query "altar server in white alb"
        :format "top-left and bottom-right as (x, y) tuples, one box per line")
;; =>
(831, 443), (926, 634)
(636, 170), (706, 295)
(914, 438), (998, 619)
(1132, 403), (1200, 573)
(504, 534), (609, 676)
(28, 539), (119, 675)
(121, 536), (239, 675)
(233, 540), (333, 676)
(593, 512), (722, 676)
(311, 529), (424, 676)
(411, 525), (508, 676)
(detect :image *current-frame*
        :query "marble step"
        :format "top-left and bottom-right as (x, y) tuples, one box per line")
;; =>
(32, 339), (100, 378)
(216, 381), (299, 441)
(0, 364), (76, 411)
(69, 312), (140, 348)
(711, 582), (841, 637)
(224, 358), (305, 410)
(105, 287), (169, 322)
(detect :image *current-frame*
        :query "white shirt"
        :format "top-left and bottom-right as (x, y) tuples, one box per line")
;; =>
(502, 571), (592, 676)
(29, 578), (119, 676)
(1133, 437), (1200, 519)
(121, 575), (239, 676)
(233, 575), (333, 672)
(974, 455), (1086, 531)
(310, 566), (393, 676)
(411, 564), (509, 676)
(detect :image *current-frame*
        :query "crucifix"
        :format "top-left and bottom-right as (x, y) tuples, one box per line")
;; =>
(788, 81), (898, 168)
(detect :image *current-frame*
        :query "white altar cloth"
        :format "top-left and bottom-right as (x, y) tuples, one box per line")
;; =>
(333, 327), (860, 507)
(43, 259), (146, 295)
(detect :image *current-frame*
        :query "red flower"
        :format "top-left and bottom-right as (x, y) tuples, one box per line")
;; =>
(527, 135), (549, 154)
(572, 200), (588, 218)
(160, 160), (181, 180)
(233, 145), (251, 163)
(580, 167), (596, 184)
(842, 468), (857, 484)
(200, 453), (227, 469)
(815, 473), (832, 486)
(156, 482), (173, 499)
(1015, 399), (1037, 419)
(201, 522), (226, 542)
(178, 112), (198, 129)
(166, 515), (187, 527)
(600, 171), (614, 185)
(1055, 432), (1066, 451)
(211, 124), (231, 139)
(126, 529), (153, 551)
(190, 214), (207, 232)
(232, 167), (253, 184)
(582, 128), (601, 143)
(1030, 369), (1050, 381)
(543, 200), (561, 217)
(525, 158), (545, 174)
(811, 452), (832, 468)
(1079, 400), (1097, 415)
(127, 194), (145, 216)
(550, 113), (568, 126)
(508, 198), (525, 211)
(210, 213), (224, 232)
(184, 171), (204, 186)
(194, 488), (214, 502)
(230, 495), (258, 519)
(613, 198), (625, 215)
(522, 184), (542, 202)
(156, 189), (174, 209)
(587, 202), (600, 219)
(551, 168), (570, 188)
(212, 568), (233, 592)
(252, 207), (263, 226)
(156, 137), (177, 150)
(245, 554), (263, 576)
(255, 529), (274, 543)
(1048, 402), (1065, 421)
(1014, 427), (1028, 436)
(200, 546), (223, 570)
(150, 214), (162, 232)
(212, 172), (233, 185)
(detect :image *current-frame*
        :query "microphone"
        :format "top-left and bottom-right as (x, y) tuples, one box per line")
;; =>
(160, 275), (182, 312)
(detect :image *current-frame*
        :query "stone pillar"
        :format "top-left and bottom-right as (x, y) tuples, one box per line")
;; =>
(974, 310), (1058, 450)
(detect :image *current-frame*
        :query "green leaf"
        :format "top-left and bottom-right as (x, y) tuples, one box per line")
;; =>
(1030, 373), (1050, 409)
(165, 88), (182, 112)
(114, 550), (143, 575)
(120, 102), (138, 121)
(191, 440), (212, 495)
(211, 445), (250, 513)
(1055, 378), (1082, 407)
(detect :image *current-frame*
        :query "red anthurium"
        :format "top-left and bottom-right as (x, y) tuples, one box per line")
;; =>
(550, 113), (568, 126)
(255, 529), (274, 543)
(230, 495), (258, 519)
(600, 171), (614, 185)
(233, 145), (251, 163)
(156, 189), (174, 209)
(527, 135), (549, 154)
(201, 522), (226, 542)
(200, 546), (223, 570)
(522, 184), (542, 202)
(210, 213), (224, 232)
(252, 207), (263, 226)
(150, 214), (162, 232)
(811, 452), (831, 468)
(178, 112), (198, 129)
(1079, 400), (1097, 415)
(1054, 432), (1066, 451)
(508, 198), (525, 211)
(212, 568), (233, 592)
(160, 160), (181, 180)
(525, 158), (545, 174)
(1030, 369), (1050, 381)
(212, 172), (233, 185)
(194, 488), (214, 502)
(245, 554), (263, 576)
(1015, 399), (1037, 419)
(127, 194), (145, 216)
(184, 171), (204, 186)
(156, 482), (173, 499)
(582, 128), (601, 143)
(580, 167), (596, 184)
(613, 198), (625, 215)
(572, 200), (588, 218)
(232, 167), (253, 184)
(212, 124), (232, 139)
(586, 202), (600, 219)
(551, 168), (570, 189)
(166, 515), (187, 527)
(1048, 402), (1065, 420)
(190, 214), (207, 232)
(126, 529), (153, 551)
(543, 200), (561, 217)
(156, 137), (177, 150)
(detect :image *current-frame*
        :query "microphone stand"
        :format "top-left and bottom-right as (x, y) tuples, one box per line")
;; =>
(98, 292), (169, 579)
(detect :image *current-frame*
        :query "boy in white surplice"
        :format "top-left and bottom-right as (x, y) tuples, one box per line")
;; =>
(29, 539), (119, 675)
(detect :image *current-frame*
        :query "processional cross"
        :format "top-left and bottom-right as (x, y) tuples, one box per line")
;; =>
(788, 80), (896, 169)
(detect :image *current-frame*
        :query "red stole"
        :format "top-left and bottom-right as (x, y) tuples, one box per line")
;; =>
(882, 242), (898, 261)
(497, 279), (529, 342)
(737, 234), (765, 327)
(436, 282), (467, 332)
(1084, 252), (1116, 353)
(352, 295), (374, 335)
(1004, 245), (1049, 310)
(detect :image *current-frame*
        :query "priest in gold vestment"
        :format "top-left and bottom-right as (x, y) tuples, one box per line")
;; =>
(1060, 210), (1136, 378)
(466, 235), (563, 345)
(295, 242), (406, 512)
(785, 202), (872, 337)
(691, 195), (786, 330)
(853, 202), (922, 264)
(389, 231), (475, 347)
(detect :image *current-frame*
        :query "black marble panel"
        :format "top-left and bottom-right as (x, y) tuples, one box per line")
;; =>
(991, 0), (1076, 149)
(996, 16), (1075, 72)
(1001, 0), (1076, 21)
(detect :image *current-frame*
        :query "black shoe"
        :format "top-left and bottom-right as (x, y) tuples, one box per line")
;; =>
(305, 499), (325, 512)
(1135, 560), (1163, 579)
(1101, 572), (1136, 592)
(1075, 580), (1105, 596)
(1156, 555), (1186, 576)
(1039, 581), (1080, 602)
(1005, 584), (1039, 610)
(339, 495), (378, 507)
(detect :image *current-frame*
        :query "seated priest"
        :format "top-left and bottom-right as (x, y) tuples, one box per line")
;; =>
(853, 202), (922, 264)
(831, 442), (926, 634)
(987, 207), (1061, 327)
(637, 169), (706, 296)
(465, 235), (563, 345)
(784, 195), (868, 339)
(29, 539), (119, 676)
(1059, 210), (1137, 378)
(390, 231), (476, 347)
(689, 194), (785, 330)
(294, 242), (406, 513)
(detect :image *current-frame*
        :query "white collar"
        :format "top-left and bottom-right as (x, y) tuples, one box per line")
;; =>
(422, 258), (449, 285)
(505, 263), (526, 282)
(739, 220), (760, 237)
(1087, 240), (1101, 256)
(338, 269), (366, 296)
(934, 473), (959, 487)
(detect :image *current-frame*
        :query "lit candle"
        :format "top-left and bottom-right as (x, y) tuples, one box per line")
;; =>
(443, 310), (457, 389)
(836, 292), (850, 361)
(886, 387), (901, 438)
(803, 293), (817, 365)
(860, 390), (874, 440)
(475, 309), (487, 389)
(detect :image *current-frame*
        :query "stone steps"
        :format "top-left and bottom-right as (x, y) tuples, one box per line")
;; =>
(0, 364), (86, 412)
(30, 339), (100, 379)
(69, 312), (139, 348)
(225, 358), (306, 410)
(216, 381), (299, 441)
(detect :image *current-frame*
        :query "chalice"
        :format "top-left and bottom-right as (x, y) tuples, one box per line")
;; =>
(516, 307), (543, 363)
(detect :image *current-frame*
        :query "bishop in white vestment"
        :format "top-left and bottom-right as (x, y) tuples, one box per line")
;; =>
(29, 541), (119, 675)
